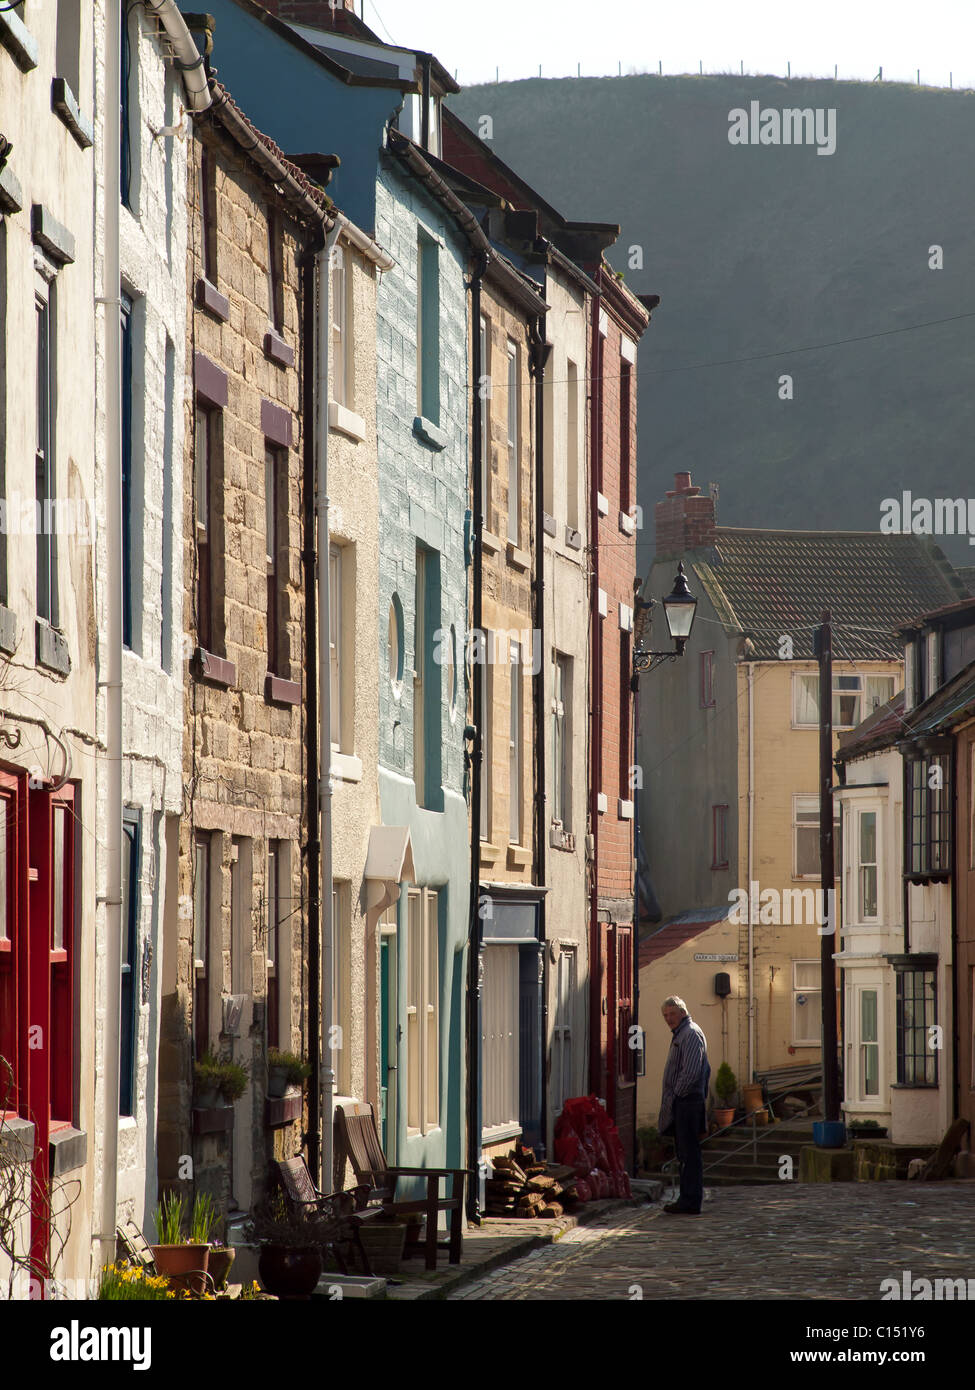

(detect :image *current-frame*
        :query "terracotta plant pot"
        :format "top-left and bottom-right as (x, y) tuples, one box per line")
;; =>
(258, 1244), (322, 1299)
(207, 1246), (235, 1290)
(742, 1082), (764, 1116)
(714, 1108), (736, 1128)
(151, 1243), (211, 1296)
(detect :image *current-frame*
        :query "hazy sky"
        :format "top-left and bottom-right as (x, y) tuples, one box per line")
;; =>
(364, 0), (975, 91)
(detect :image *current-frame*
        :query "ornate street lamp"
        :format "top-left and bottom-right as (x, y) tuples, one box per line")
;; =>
(632, 562), (697, 676)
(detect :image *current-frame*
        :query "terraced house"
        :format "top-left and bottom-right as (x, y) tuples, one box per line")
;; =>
(192, 0), (475, 1187)
(157, 78), (326, 1226)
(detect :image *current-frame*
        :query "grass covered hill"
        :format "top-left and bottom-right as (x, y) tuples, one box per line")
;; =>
(448, 74), (975, 568)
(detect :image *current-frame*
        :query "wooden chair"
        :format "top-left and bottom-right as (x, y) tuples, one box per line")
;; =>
(273, 1157), (376, 1277)
(334, 1100), (466, 1271)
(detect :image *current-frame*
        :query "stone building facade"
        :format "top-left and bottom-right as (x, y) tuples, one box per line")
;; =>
(157, 83), (326, 1226)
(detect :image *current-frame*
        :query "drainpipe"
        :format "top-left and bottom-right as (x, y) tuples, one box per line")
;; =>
(302, 227), (324, 1182)
(529, 316), (551, 1152)
(466, 250), (488, 1220)
(97, 0), (123, 1276)
(747, 659), (756, 1083)
(588, 292), (604, 1100)
(142, 1), (211, 111)
(317, 223), (341, 1192)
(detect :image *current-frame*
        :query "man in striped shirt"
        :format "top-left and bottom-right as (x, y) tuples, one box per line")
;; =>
(658, 995), (710, 1214)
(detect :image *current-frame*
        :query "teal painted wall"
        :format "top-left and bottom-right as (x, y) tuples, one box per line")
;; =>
(376, 160), (471, 1174)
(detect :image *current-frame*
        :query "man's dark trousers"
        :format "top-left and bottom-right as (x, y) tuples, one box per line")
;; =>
(673, 1095), (705, 1211)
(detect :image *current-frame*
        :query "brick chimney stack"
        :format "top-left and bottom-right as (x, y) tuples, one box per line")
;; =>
(655, 471), (717, 556)
(259, 0), (359, 24)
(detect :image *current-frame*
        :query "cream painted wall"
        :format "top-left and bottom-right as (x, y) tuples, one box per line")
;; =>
(541, 266), (590, 1148)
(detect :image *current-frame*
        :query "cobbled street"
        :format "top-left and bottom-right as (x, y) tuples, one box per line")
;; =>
(448, 1185), (975, 1300)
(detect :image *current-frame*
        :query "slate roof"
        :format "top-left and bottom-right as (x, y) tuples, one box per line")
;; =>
(690, 529), (965, 661)
(638, 905), (734, 971)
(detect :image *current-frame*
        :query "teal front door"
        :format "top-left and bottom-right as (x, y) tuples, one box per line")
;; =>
(380, 933), (398, 1158)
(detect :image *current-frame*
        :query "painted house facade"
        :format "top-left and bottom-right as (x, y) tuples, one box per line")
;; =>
(0, 0), (98, 1295)
(836, 597), (975, 1146)
(191, 0), (474, 1182)
(638, 472), (967, 1124)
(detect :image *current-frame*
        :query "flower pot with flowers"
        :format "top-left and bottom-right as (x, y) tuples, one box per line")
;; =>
(266, 1048), (310, 1099)
(150, 1191), (211, 1296)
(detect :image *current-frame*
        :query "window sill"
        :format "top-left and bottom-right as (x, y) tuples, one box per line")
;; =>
(481, 528), (503, 556)
(195, 648), (236, 687)
(542, 512), (558, 538)
(264, 672), (299, 705)
(506, 542), (530, 572)
(0, 603), (16, 655)
(619, 510), (636, 536)
(507, 844), (531, 868)
(264, 328), (294, 368)
(617, 798), (634, 820)
(36, 618), (70, 676)
(711, 861), (729, 872)
(0, 1116), (34, 1163)
(413, 415), (446, 450)
(329, 400), (366, 441)
(596, 793), (608, 815)
(49, 1125), (87, 1177)
(51, 79), (93, 149)
(479, 840), (502, 864)
(192, 1105), (235, 1135)
(196, 277), (230, 322)
(0, 4), (37, 70)
(481, 1122), (522, 1145)
(564, 526), (582, 551)
(596, 491), (609, 517)
(331, 751), (363, 783)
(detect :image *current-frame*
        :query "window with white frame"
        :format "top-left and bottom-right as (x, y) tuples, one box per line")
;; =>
(481, 943), (519, 1133)
(332, 882), (350, 1096)
(35, 271), (58, 626)
(551, 946), (576, 1118)
(406, 887), (439, 1133)
(329, 544), (341, 749)
(506, 339), (519, 544)
(509, 639), (522, 844)
(793, 672), (896, 729)
(331, 242), (353, 408)
(566, 360), (579, 531)
(793, 960), (821, 1046)
(857, 809), (879, 920)
(552, 653), (572, 830)
(794, 794), (841, 878)
(859, 988), (879, 1096)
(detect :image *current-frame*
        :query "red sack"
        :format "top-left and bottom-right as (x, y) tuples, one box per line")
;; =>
(574, 1179), (592, 1203)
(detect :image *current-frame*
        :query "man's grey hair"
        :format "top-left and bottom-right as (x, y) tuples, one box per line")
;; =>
(661, 996), (688, 1014)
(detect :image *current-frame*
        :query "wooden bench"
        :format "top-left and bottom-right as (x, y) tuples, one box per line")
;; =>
(273, 1157), (377, 1277)
(335, 1100), (466, 1271)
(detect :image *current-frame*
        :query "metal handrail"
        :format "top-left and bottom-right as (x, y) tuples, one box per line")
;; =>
(701, 1095), (819, 1175)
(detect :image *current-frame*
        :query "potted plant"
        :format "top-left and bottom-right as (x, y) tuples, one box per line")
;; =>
(267, 1048), (311, 1099)
(190, 1192), (236, 1290)
(246, 1192), (327, 1299)
(635, 1124), (668, 1171)
(150, 1190), (211, 1296)
(713, 1062), (738, 1128)
(194, 1050), (249, 1107)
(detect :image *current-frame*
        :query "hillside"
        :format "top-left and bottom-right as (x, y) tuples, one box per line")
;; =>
(447, 75), (975, 570)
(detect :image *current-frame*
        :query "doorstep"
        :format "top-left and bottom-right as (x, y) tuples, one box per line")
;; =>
(385, 1192), (657, 1301)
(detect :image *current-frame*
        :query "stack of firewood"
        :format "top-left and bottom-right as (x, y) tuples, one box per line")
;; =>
(484, 1146), (579, 1219)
